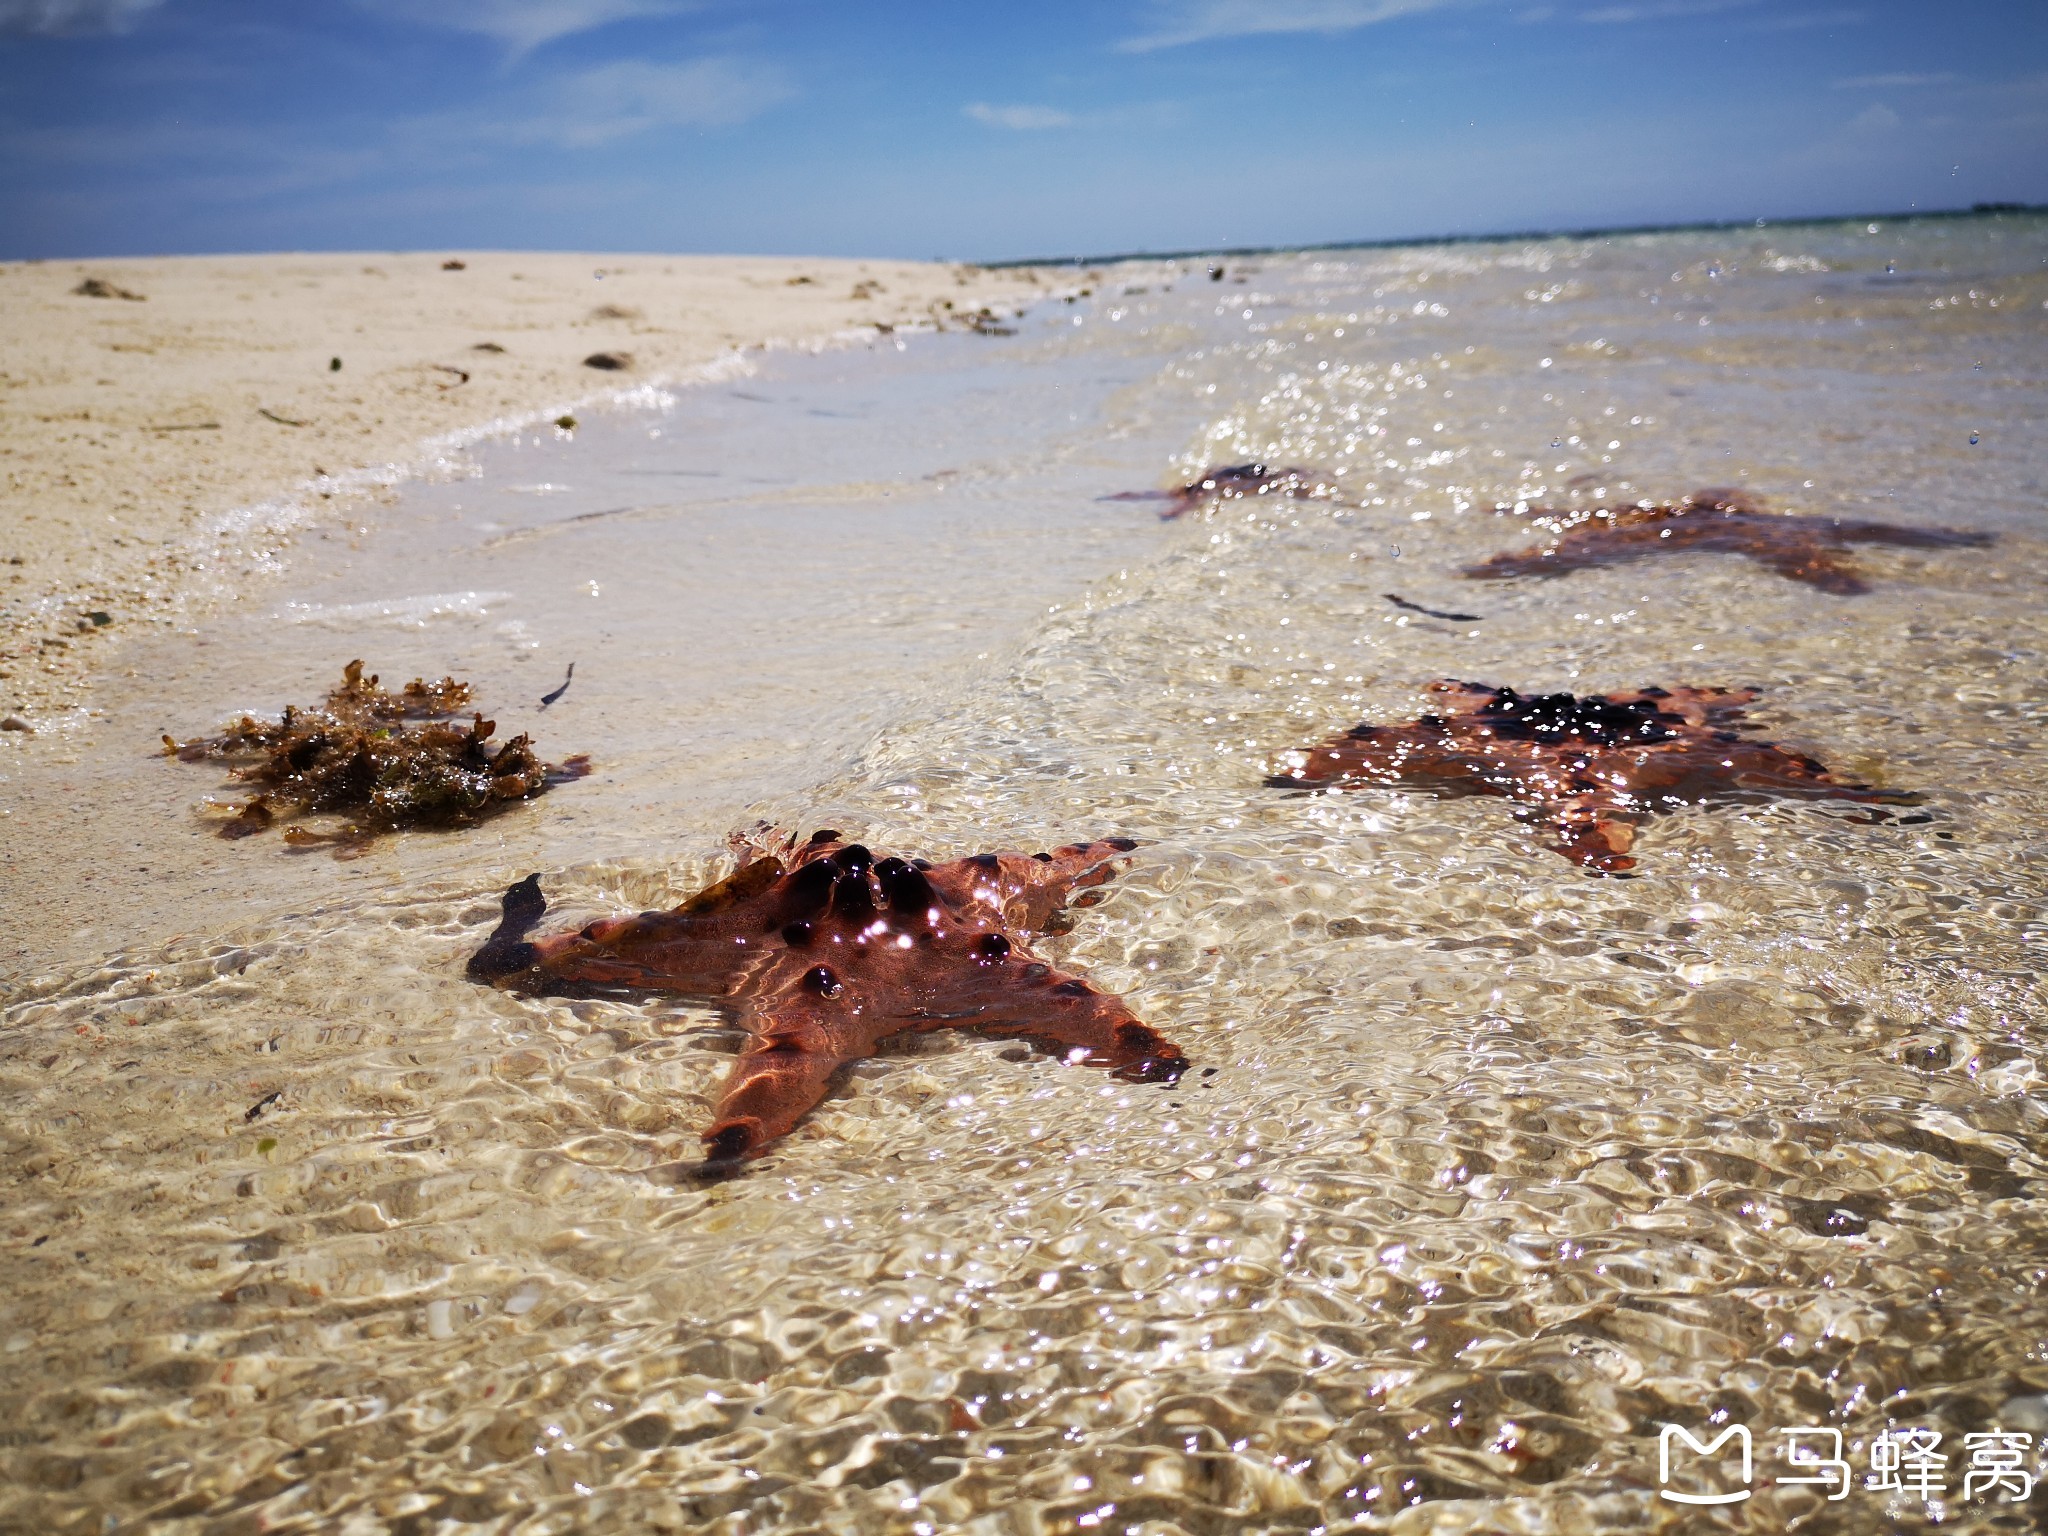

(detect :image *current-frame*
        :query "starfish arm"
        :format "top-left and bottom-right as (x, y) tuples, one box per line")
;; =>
(1753, 546), (1869, 595)
(1717, 744), (1922, 805)
(1461, 543), (1594, 580)
(925, 839), (1138, 932)
(1543, 793), (1640, 873)
(1830, 520), (1994, 550)
(702, 998), (875, 1166)
(898, 943), (1186, 1084)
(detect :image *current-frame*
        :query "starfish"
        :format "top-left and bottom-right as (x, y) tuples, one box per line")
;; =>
(1266, 680), (1921, 873)
(1104, 462), (1337, 521)
(1463, 486), (1991, 594)
(468, 830), (1186, 1169)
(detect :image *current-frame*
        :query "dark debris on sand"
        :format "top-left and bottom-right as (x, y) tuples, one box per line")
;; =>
(165, 659), (589, 850)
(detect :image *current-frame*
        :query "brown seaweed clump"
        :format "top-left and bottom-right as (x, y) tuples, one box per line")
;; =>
(1267, 680), (1921, 873)
(166, 659), (588, 846)
(1464, 487), (1992, 594)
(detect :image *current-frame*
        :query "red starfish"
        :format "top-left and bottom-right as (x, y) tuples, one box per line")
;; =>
(1103, 462), (1336, 520)
(1463, 487), (1991, 594)
(468, 831), (1186, 1168)
(1267, 681), (1921, 873)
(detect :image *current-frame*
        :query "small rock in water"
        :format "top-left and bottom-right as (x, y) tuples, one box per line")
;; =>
(1, 715), (33, 733)
(582, 352), (631, 371)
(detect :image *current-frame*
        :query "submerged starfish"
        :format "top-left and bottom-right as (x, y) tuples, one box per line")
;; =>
(469, 831), (1186, 1169)
(1463, 486), (1991, 594)
(1104, 462), (1337, 521)
(1267, 680), (1920, 873)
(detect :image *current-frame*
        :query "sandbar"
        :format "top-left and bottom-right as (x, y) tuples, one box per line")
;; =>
(0, 250), (1062, 731)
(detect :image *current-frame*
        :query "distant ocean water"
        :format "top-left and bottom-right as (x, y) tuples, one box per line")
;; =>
(4, 212), (2045, 1532)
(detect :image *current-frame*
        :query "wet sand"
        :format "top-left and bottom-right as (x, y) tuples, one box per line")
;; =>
(0, 250), (1068, 729)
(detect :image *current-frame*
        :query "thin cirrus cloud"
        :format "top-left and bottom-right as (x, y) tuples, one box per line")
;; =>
(494, 56), (794, 146)
(1833, 71), (1958, 88)
(1117, 0), (1463, 52)
(1577, 0), (1752, 23)
(349, 0), (704, 54)
(965, 103), (1076, 130)
(0, 0), (163, 35)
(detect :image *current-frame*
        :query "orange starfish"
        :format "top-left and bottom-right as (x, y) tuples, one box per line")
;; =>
(1104, 462), (1336, 520)
(1464, 487), (1991, 594)
(1267, 681), (1921, 872)
(469, 832), (1185, 1169)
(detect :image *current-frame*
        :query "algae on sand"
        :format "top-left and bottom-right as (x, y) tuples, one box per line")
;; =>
(166, 658), (588, 846)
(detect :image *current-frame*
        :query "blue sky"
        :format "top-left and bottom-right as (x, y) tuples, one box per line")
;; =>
(2, 0), (2044, 261)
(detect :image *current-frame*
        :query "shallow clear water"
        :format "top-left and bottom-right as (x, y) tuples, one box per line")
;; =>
(4, 215), (2047, 1534)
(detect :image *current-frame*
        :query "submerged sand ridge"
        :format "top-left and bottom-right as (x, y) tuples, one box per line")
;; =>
(0, 250), (1064, 727)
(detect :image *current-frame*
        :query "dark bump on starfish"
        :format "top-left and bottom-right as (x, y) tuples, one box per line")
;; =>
(1033, 851), (1053, 862)
(786, 857), (836, 914)
(807, 829), (841, 845)
(802, 965), (843, 999)
(832, 844), (873, 876)
(1021, 963), (1050, 982)
(1052, 979), (1091, 998)
(782, 920), (815, 947)
(968, 853), (1000, 871)
(974, 933), (1011, 964)
(1105, 836), (1139, 851)
(876, 857), (936, 914)
(832, 872), (876, 920)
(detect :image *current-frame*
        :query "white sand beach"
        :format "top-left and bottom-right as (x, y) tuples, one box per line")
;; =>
(0, 250), (1062, 729)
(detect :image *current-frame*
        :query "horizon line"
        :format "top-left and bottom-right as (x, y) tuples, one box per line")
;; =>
(976, 200), (2047, 270)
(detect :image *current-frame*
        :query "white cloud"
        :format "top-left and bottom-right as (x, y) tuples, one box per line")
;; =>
(1833, 71), (1957, 89)
(1846, 102), (1901, 133)
(500, 56), (793, 146)
(1578, 0), (1751, 23)
(1119, 0), (1463, 52)
(0, 0), (162, 35)
(965, 103), (1076, 131)
(1746, 7), (1863, 29)
(350, 0), (701, 54)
